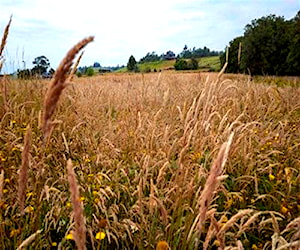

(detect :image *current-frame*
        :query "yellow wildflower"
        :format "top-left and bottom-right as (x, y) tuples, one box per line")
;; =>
(268, 174), (275, 181)
(3, 189), (8, 194)
(281, 205), (289, 214)
(92, 190), (98, 196)
(252, 244), (258, 250)
(10, 229), (20, 237)
(219, 215), (228, 226)
(24, 206), (34, 213)
(156, 241), (169, 250)
(80, 196), (85, 202)
(65, 233), (74, 240)
(26, 192), (34, 197)
(4, 178), (10, 183)
(225, 199), (233, 209)
(52, 242), (57, 246)
(95, 231), (106, 240)
(66, 202), (71, 208)
(213, 240), (220, 247)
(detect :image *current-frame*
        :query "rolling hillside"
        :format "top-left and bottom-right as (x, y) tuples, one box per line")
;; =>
(117, 56), (221, 73)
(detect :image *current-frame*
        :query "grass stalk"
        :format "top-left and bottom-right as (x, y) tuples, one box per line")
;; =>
(67, 159), (86, 250)
(42, 36), (94, 142)
(18, 125), (32, 214)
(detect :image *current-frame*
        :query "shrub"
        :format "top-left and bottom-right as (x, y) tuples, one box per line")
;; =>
(86, 67), (95, 76)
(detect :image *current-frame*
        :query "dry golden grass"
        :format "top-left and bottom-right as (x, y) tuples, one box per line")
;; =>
(67, 159), (86, 250)
(17, 124), (31, 214)
(1, 71), (299, 249)
(0, 15), (12, 60)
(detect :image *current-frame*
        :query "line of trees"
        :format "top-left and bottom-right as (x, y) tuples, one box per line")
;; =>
(220, 11), (300, 76)
(139, 46), (222, 64)
(17, 56), (55, 79)
(179, 45), (221, 59)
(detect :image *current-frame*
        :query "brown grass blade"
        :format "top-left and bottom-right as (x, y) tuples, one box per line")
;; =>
(0, 15), (12, 58)
(0, 169), (4, 201)
(67, 159), (86, 250)
(67, 51), (84, 82)
(16, 229), (42, 250)
(196, 132), (234, 231)
(0, 15), (12, 72)
(18, 125), (32, 214)
(42, 36), (94, 141)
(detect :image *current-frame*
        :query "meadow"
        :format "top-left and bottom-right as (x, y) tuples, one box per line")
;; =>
(0, 67), (299, 249)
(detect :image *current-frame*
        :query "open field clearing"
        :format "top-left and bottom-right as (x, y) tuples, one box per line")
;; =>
(0, 71), (299, 249)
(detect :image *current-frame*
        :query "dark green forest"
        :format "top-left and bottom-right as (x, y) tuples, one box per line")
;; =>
(220, 11), (300, 76)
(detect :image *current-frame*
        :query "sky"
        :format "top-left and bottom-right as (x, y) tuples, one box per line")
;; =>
(0, 0), (299, 73)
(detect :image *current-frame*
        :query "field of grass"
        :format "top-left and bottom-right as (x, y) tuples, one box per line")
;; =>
(0, 69), (299, 249)
(199, 56), (221, 71)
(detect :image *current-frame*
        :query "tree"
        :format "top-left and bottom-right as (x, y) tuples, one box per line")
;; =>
(17, 69), (31, 79)
(174, 58), (198, 70)
(163, 51), (176, 60)
(190, 58), (199, 70)
(31, 56), (50, 75)
(127, 55), (138, 72)
(241, 15), (291, 75)
(139, 52), (160, 63)
(286, 11), (300, 75)
(220, 36), (244, 73)
(174, 59), (188, 70)
(86, 67), (95, 76)
(93, 62), (101, 68)
(179, 45), (221, 59)
(220, 12), (300, 76)
(49, 68), (55, 76)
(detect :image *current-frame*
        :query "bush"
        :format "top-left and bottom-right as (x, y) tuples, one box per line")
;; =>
(86, 67), (95, 76)
(174, 58), (198, 70)
(143, 67), (151, 73)
(174, 59), (188, 70)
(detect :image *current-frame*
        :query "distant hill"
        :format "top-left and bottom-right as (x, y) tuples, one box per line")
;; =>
(116, 56), (221, 73)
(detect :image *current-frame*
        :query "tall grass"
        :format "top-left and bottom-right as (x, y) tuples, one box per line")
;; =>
(0, 20), (299, 249)
(1, 71), (299, 249)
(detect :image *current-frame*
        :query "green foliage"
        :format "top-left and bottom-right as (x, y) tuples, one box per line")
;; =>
(286, 11), (300, 75)
(76, 71), (82, 77)
(220, 36), (243, 73)
(174, 58), (198, 70)
(127, 55), (138, 72)
(31, 55), (50, 75)
(174, 59), (188, 70)
(242, 14), (291, 75)
(17, 69), (31, 79)
(179, 45), (221, 59)
(86, 67), (95, 76)
(221, 11), (300, 76)
(139, 52), (160, 63)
